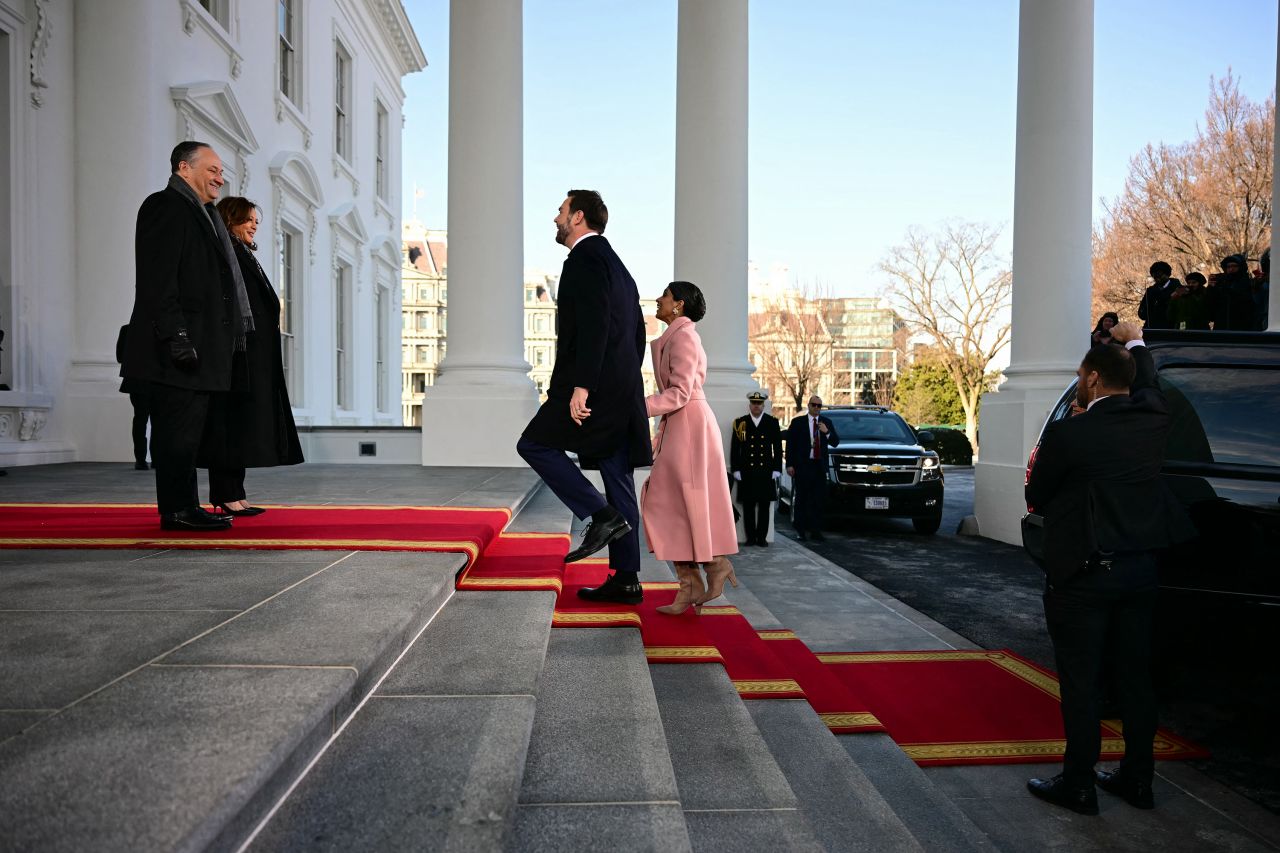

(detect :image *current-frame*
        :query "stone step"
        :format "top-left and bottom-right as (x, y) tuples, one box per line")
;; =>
(238, 481), (569, 851)
(838, 733), (993, 852)
(649, 663), (823, 852)
(0, 471), (549, 852)
(0, 549), (463, 853)
(510, 628), (692, 852)
(744, 700), (924, 853)
(245, 589), (558, 851)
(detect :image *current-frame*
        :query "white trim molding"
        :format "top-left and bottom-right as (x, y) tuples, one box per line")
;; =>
(171, 81), (259, 194)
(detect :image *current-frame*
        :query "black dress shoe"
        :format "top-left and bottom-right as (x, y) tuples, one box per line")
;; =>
(215, 503), (267, 517)
(134, 461), (149, 471)
(577, 573), (644, 605)
(796, 531), (808, 541)
(1095, 769), (1154, 809)
(161, 508), (233, 531)
(756, 538), (770, 547)
(565, 508), (632, 563)
(1027, 774), (1099, 815)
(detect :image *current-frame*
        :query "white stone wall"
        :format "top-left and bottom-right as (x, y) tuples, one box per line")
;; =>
(0, 0), (423, 466)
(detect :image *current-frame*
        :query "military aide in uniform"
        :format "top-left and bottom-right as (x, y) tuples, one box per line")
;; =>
(730, 391), (784, 546)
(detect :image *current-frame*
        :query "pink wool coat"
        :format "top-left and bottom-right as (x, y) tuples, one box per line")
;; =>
(640, 317), (739, 562)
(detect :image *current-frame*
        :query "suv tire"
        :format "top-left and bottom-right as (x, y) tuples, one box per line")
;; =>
(912, 514), (942, 535)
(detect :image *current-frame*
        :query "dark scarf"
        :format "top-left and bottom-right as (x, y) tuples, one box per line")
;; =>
(166, 175), (255, 348)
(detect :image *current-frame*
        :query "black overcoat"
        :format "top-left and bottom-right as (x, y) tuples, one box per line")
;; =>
(521, 235), (652, 468)
(198, 241), (304, 470)
(730, 413), (783, 503)
(1025, 344), (1191, 584)
(119, 186), (238, 392)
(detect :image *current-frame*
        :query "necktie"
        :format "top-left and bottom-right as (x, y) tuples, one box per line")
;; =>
(812, 416), (819, 460)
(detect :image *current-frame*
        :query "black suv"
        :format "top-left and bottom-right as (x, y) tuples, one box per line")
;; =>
(1022, 330), (1280, 608)
(780, 405), (945, 533)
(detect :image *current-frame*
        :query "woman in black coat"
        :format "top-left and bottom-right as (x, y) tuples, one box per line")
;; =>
(199, 197), (303, 514)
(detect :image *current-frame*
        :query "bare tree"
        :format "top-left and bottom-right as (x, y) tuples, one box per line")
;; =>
(748, 284), (833, 423)
(1093, 72), (1273, 318)
(880, 221), (1011, 450)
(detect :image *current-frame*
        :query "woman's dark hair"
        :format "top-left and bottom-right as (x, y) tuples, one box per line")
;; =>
(1092, 311), (1120, 334)
(1186, 271), (1207, 285)
(667, 280), (707, 322)
(215, 196), (259, 231)
(1149, 261), (1172, 277)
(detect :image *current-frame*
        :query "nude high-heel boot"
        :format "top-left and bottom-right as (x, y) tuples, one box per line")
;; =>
(656, 563), (706, 615)
(694, 557), (738, 605)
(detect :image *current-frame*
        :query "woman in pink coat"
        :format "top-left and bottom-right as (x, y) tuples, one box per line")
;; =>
(641, 281), (739, 615)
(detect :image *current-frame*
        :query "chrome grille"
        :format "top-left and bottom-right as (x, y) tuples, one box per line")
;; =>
(833, 455), (919, 487)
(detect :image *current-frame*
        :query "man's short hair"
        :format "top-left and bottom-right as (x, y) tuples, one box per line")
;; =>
(1149, 261), (1172, 277)
(170, 141), (211, 174)
(1186, 271), (1207, 285)
(1081, 343), (1136, 389)
(566, 189), (608, 234)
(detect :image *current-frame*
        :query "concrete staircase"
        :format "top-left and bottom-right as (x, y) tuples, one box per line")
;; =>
(233, 484), (996, 852)
(5, 469), (1275, 852)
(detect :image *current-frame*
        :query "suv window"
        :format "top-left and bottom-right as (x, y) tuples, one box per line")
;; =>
(826, 411), (917, 443)
(1158, 365), (1280, 467)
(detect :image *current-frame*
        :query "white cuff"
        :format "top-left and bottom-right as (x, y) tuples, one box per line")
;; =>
(1124, 339), (1145, 350)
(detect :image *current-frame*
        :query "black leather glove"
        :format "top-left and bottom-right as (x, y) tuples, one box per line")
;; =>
(168, 329), (199, 372)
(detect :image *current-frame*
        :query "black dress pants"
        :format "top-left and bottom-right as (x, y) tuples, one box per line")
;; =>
(741, 499), (772, 543)
(1044, 552), (1158, 787)
(128, 392), (150, 465)
(148, 382), (211, 515)
(208, 468), (247, 506)
(792, 460), (829, 534)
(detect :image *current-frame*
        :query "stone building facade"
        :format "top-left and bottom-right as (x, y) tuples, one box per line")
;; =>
(0, 0), (424, 466)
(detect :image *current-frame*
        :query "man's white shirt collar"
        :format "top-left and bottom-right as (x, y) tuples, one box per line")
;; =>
(751, 413), (763, 427)
(569, 231), (600, 250)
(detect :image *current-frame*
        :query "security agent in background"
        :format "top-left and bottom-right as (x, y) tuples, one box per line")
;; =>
(1024, 321), (1191, 815)
(785, 396), (840, 541)
(730, 391), (783, 546)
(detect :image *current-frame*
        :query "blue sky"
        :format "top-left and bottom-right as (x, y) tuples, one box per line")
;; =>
(401, 1), (1278, 299)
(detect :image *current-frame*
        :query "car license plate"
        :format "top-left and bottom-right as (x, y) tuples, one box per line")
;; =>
(865, 497), (889, 510)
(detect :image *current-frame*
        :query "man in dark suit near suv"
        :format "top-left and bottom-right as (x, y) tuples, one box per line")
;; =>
(120, 142), (241, 531)
(785, 396), (840, 541)
(1025, 321), (1189, 815)
(517, 190), (652, 604)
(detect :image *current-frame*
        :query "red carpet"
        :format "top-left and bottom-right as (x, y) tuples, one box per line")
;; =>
(820, 649), (1209, 765)
(551, 563), (875, 723)
(0, 503), (512, 564)
(0, 504), (1209, 764)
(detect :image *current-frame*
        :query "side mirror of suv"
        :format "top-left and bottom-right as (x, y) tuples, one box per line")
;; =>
(916, 430), (935, 446)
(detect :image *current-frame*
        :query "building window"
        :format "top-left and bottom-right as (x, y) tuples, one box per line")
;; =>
(278, 227), (300, 401)
(416, 345), (429, 363)
(334, 42), (352, 162)
(376, 287), (387, 411)
(417, 312), (430, 331)
(375, 101), (389, 200)
(419, 284), (432, 301)
(402, 344), (411, 365)
(199, 0), (230, 29)
(278, 0), (299, 104)
(335, 263), (351, 408)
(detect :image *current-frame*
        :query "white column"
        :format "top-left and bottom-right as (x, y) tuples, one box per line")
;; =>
(674, 0), (758, 441)
(973, 0), (1094, 543)
(64, 0), (169, 460)
(419, 0), (538, 466)
(1271, 1), (1280, 331)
